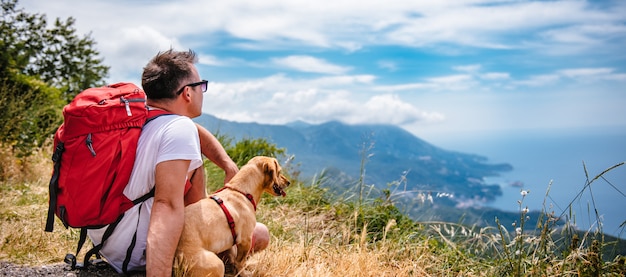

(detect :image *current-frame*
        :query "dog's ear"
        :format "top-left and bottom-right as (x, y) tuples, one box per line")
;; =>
(272, 159), (280, 183)
(264, 158), (281, 184)
(263, 159), (276, 183)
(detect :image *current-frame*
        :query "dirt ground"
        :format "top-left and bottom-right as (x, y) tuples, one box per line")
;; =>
(0, 261), (143, 277)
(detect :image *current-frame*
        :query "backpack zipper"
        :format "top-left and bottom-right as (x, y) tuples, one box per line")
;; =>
(119, 96), (145, 116)
(120, 97), (132, 116)
(86, 133), (96, 156)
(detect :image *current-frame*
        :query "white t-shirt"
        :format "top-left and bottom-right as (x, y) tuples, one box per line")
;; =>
(87, 114), (202, 273)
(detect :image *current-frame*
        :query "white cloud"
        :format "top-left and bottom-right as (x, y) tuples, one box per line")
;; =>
(307, 75), (376, 87)
(512, 74), (561, 87)
(382, 1), (601, 49)
(97, 26), (181, 82)
(558, 68), (614, 78)
(378, 60), (398, 72)
(557, 68), (626, 83)
(426, 74), (477, 91)
(453, 64), (481, 73)
(542, 24), (626, 45)
(203, 74), (440, 126)
(23, 0), (625, 56)
(373, 83), (434, 92)
(198, 54), (223, 66)
(16, 0), (626, 135)
(480, 72), (510, 80)
(605, 74), (626, 81)
(271, 55), (351, 74)
(360, 94), (445, 125)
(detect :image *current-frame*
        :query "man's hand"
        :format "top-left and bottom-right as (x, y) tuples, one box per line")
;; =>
(196, 123), (239, 183)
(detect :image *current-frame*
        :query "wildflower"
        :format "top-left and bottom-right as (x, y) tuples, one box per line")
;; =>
(515, 227), (522, 235)
(520, 190), (528, 196)
(515, 250), (521, 256)
(522, 207), (529, 214)
(417, 193), (425, 204)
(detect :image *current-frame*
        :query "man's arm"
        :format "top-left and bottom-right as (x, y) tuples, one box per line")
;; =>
(196, 123), (238, 183)
(183, 166), (206, 206)
(146, 159), (190, 277)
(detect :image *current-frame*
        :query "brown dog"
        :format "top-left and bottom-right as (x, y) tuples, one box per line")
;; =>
(176, 156), (290, 276)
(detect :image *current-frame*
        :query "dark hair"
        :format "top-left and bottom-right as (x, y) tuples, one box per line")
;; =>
(141, 49), (198, 100)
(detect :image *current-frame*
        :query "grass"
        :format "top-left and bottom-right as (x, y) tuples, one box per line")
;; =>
(1, 143), (626, 276)
(0, 145), (78, 265)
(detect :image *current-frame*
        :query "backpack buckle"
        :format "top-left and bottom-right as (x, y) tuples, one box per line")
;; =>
(64, 253), (77, 269)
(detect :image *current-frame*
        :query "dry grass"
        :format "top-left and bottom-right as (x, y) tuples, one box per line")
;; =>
(0, 180), (77, 265)
(0, 146), (436, 275)
(248, 242), (429, 276)
(2, 145), (625, 276)
(250, 206), (429, 277)
(0, 144), (80, 265)
(247, 202), (495, 277)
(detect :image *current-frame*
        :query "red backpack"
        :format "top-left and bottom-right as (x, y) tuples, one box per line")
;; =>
(45, 82), (169, 269)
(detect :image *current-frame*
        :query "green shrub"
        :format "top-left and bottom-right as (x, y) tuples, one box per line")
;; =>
(0, 74), (63, 157)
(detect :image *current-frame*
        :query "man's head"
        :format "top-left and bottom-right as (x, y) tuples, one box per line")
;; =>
(142, 49), (206, 117)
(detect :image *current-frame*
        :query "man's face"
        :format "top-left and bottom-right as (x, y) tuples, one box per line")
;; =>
(187, 65), (204, 118)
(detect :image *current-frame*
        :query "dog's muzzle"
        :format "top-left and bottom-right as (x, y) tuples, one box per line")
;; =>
(273, 183), (288, 197)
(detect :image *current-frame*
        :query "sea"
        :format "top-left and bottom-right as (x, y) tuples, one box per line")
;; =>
(432, 126), (626, 238)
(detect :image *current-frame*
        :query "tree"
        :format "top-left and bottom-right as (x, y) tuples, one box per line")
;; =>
(0, 74), (63, 156)
(0, 0), (109, 155)
(227, 137), (286, 167)
(1, 0), (109, 101)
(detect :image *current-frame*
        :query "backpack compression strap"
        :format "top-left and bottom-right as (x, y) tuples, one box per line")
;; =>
(45, 142), (65, 232)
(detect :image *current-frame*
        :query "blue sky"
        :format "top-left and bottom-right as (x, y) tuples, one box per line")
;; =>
(22, 0), (626, 142)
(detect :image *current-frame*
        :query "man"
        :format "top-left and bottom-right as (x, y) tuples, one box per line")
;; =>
(88, 49), (268, 276)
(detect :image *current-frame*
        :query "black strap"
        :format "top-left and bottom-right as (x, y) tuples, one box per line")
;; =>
(76, 228), (88, 258)
(81, 213), (125, 268)
(133, 187), (155, 205)
(45, 142), (65, 232)
(122, 202), (145, 273)
(144, 110), (173, 126)
(79, 188), (154, 271)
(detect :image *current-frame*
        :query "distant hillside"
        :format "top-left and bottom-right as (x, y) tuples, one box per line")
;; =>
(194, 113), (512, 207)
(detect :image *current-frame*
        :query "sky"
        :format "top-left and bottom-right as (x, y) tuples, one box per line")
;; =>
(20, 0), (626, 142)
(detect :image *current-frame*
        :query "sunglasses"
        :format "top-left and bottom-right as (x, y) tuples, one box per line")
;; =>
(176, 80), (208, 95)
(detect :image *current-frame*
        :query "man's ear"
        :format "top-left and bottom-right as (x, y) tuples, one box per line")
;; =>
(180, 87), (192, 102)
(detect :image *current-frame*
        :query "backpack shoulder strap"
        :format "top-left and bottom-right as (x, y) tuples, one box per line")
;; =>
(145, 109), (174, 125)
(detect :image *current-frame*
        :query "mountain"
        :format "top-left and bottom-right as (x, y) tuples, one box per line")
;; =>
(194, 113), (513, 207)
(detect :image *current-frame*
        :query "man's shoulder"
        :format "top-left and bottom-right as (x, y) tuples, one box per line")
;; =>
(147, 114), (194, 129)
